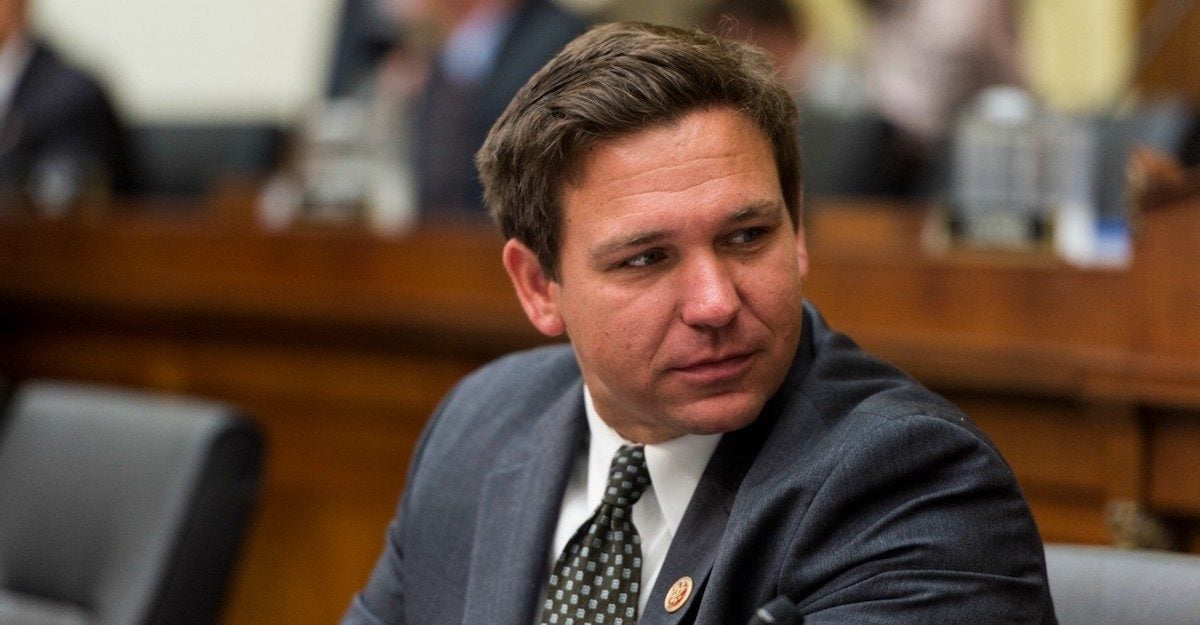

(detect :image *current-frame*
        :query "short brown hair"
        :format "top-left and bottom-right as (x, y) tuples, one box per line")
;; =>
(476, 21), (800, 278)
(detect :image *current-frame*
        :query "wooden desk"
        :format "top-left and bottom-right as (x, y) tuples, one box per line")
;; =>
(1, 191), (1199, 624)
(804, 198), (1200, 552)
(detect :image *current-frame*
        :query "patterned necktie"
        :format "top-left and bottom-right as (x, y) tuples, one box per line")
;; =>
(539, 444), (651, 625)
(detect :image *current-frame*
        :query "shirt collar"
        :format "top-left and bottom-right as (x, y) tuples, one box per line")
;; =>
(583, 385), (722, 534)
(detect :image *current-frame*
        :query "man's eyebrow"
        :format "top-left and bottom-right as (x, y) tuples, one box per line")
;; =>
(728, 200), (786, 223)
(590, 230), (669, 259)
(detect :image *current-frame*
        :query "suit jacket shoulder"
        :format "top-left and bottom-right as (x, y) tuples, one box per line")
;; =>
(694, 305), (1056, 624)
(417, 344), (580, 458)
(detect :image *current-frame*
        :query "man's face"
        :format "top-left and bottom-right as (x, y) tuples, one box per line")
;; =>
(503, 107), (808, 443)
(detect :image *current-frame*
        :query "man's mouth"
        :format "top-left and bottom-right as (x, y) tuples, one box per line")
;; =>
(671, 351), (756, 384)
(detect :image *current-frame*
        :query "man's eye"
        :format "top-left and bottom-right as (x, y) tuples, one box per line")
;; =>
(623, 249), (667, 268)
(729, 227), (767, 245)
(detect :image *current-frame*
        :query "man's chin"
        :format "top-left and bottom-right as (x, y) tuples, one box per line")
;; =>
(670, 392), (766, 436)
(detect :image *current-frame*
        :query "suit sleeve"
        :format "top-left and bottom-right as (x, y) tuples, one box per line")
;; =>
(341, 515), (406, 625)
(339, 383), (464, 625)
(787, 413), (1056, 624)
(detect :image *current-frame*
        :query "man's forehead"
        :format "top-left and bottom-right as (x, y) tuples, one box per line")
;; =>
(552, 107), (788, 259)
(571, 110), (771, 187)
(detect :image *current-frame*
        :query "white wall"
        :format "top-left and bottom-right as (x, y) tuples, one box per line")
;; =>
(1022, 0), (1135, 112)
(31, 0), (342, 123)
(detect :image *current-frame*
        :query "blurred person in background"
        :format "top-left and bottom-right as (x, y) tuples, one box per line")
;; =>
(699, 0), (810, 89)
(700, 0), (895, 202)
(329, 0), (588, 216)
(407, 0), (587, 214)
(702, 0), (1025, 201)
(0, 0), (131, 207)
(328, 0), (407, 100)
(861, 0), (1025, 196)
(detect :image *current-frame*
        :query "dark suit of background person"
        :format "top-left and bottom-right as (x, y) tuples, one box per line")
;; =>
(342, 305), (1056, 624)
(412, 0), (586, 214)
(327, 0), (402, 99)
(0, 40), (131, 203)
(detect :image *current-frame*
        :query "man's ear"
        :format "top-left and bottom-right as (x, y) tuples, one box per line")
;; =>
(502, 239), (566, 337)
(794, 224), (810, 279)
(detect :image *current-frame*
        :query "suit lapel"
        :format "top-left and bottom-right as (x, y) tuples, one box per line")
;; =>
(638, 408), (780, 625)
(461, 381), (587, 625)
(638, 471), (731, 625)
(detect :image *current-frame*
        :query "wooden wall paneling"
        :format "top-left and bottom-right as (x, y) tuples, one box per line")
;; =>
(1097, 403), (1148, 504)
(1130, 183), (1200, 359)
(1136, 0), (1200, 102)
(1148, 410), (1200, 514)
(1091, 402), (1179, 549)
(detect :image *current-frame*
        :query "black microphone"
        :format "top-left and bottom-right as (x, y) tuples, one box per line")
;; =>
(746, 596), (803, 625)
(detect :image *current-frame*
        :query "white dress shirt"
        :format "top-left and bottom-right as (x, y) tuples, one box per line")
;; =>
(547, 386), (722, 616)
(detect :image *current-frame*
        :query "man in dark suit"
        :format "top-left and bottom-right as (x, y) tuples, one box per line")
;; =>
(410, 0), (587, 214)
(322, 0), (585, 214)
(343, 23), (1057, 625)
(0, 0), (130, 205)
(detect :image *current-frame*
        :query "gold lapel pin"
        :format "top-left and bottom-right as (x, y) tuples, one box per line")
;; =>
(664, 576), (693, 613)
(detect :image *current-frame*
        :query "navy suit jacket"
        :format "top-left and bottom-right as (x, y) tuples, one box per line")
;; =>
(344, 303), (1057, 624)
(412, 0), (587, 213)
(0, 41), (130, 198)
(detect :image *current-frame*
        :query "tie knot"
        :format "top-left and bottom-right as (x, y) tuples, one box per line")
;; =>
(603, 444), (650, 507)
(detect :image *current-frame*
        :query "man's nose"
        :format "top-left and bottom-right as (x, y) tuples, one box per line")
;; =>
(678, 255), (741, 329)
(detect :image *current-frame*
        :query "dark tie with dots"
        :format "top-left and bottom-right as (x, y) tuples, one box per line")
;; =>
(539, 445), (651, 625)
